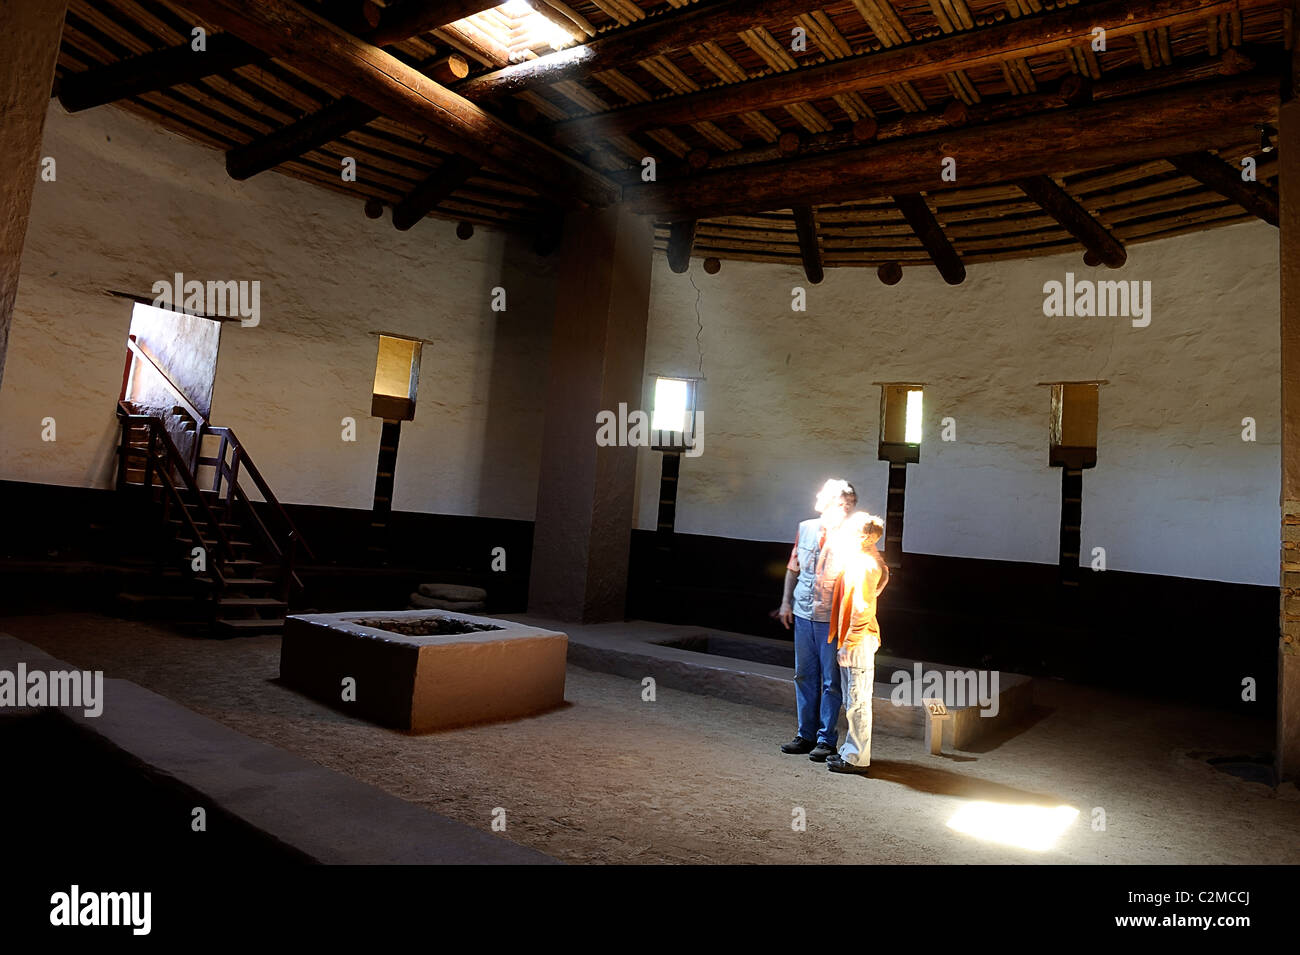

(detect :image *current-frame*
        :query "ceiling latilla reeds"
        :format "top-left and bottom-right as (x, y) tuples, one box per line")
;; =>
(52, 0), (1286, 275)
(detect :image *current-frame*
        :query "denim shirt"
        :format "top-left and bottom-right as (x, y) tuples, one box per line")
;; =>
(788, 518), (832, 623)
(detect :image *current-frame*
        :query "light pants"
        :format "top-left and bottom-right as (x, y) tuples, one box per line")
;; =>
(793, 615), (841, 746)
(837, 649), (874, 767)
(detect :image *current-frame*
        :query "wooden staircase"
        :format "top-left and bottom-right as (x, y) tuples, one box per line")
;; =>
(116, 388), (313, 635)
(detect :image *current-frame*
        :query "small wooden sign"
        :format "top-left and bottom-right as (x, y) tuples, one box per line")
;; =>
(924, 697), (948, 717)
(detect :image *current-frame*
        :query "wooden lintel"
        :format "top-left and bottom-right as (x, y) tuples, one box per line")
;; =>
(666, 220), (697, 273)
(1017, 175), (1128, 267)
(893, 194), (965, 286)
(1168, 151), (1280, 225)
(791, 205), (823, 284)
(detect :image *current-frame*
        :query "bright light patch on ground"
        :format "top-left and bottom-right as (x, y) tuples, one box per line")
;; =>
(905, 388), (923, 444)
(652, 377), (689, 433)
(946, 802), (1079, 852)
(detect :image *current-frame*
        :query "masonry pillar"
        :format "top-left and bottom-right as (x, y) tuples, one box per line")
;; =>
(528, 205), (653, 622)
(0, 0), (67, 391)
(1279, 36), (1300, 783)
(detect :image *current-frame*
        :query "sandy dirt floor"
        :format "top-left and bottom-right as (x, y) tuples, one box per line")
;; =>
(3, 610), (1298, 864)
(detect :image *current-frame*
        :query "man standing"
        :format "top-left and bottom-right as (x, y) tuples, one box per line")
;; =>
(778, 478), (856, 762)
(826, 512), (888, 776)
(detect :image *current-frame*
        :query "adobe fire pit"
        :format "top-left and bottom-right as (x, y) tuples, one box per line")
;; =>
(280, 610), (568, 732)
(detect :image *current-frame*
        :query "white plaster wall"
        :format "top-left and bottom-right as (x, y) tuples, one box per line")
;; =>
(0, 102), (556, 521)
(637, 223), (1281, 586)
(1, 103), (1281, 585)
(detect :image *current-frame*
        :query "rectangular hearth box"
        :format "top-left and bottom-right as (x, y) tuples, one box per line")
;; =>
(281, 611), (568, 732)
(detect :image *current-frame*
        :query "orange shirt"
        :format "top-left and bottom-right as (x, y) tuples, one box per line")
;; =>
(828, 549), (884, 653)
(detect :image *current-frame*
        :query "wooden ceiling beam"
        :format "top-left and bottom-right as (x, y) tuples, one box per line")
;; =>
(666, 220), (698, 273)
(1016, 176), (1128, 267)
(227, 98), (378, 180)
(551, 0), (1280, 147)
(178, 0), (618, 207)
(791, 205), (823, 284)
(1167, 151), (1280, 225)
(455, 0), (825, 101)
(392, 155), (479, 229)
(623, 75), (1278, 220)
(893, 194), (965, 285)
(369, 0), (502, 47)
(58, 32), (259, 112)
(620, 52), (1255, 187)
(57, 0), (494, 113)
(226, 54), (468, 181)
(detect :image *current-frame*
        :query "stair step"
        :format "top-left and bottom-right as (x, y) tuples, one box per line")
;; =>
(170, 518), (241, 530)
(172, 523), (243, 536)
(214, 577), (276, 588)
(215, 618), (285, 633)
(216, 597), (287, 609)
(177, 536), (253, 548)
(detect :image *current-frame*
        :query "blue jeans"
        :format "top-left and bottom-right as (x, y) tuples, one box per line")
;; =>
(793, 615), (841, 746)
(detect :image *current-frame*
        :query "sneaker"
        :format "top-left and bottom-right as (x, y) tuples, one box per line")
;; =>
(808, 742), (836, 762)
(827, 754), (871, 775)
(780, 736), (816, 754)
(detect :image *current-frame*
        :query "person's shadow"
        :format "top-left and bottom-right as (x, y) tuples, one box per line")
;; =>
(855, 759), (1066, 807)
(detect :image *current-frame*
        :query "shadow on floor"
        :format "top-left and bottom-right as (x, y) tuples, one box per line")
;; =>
(862, 759), (1067, 806)
(959, 704), (1055, 754)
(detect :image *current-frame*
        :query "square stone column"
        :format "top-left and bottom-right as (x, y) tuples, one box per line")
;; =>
(528, 205), (653, 622)
(0, 0), (68, 390)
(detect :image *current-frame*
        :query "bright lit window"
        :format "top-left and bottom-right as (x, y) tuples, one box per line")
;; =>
(880, 383), (923, 445)
(468, 0), (579, 54)
(878, 383), (923, 463)
(904, 388), (923, 444)
(652, 377), (690, 434)
(373, 335), (421, 401)
(371, 334), (422, 421)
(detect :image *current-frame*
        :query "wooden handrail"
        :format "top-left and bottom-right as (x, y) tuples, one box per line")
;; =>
(205, 425), (316, 562)
(124, 335), (207, 427)
(119, 336), (316, 575)
(116, 404), (234, 585)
